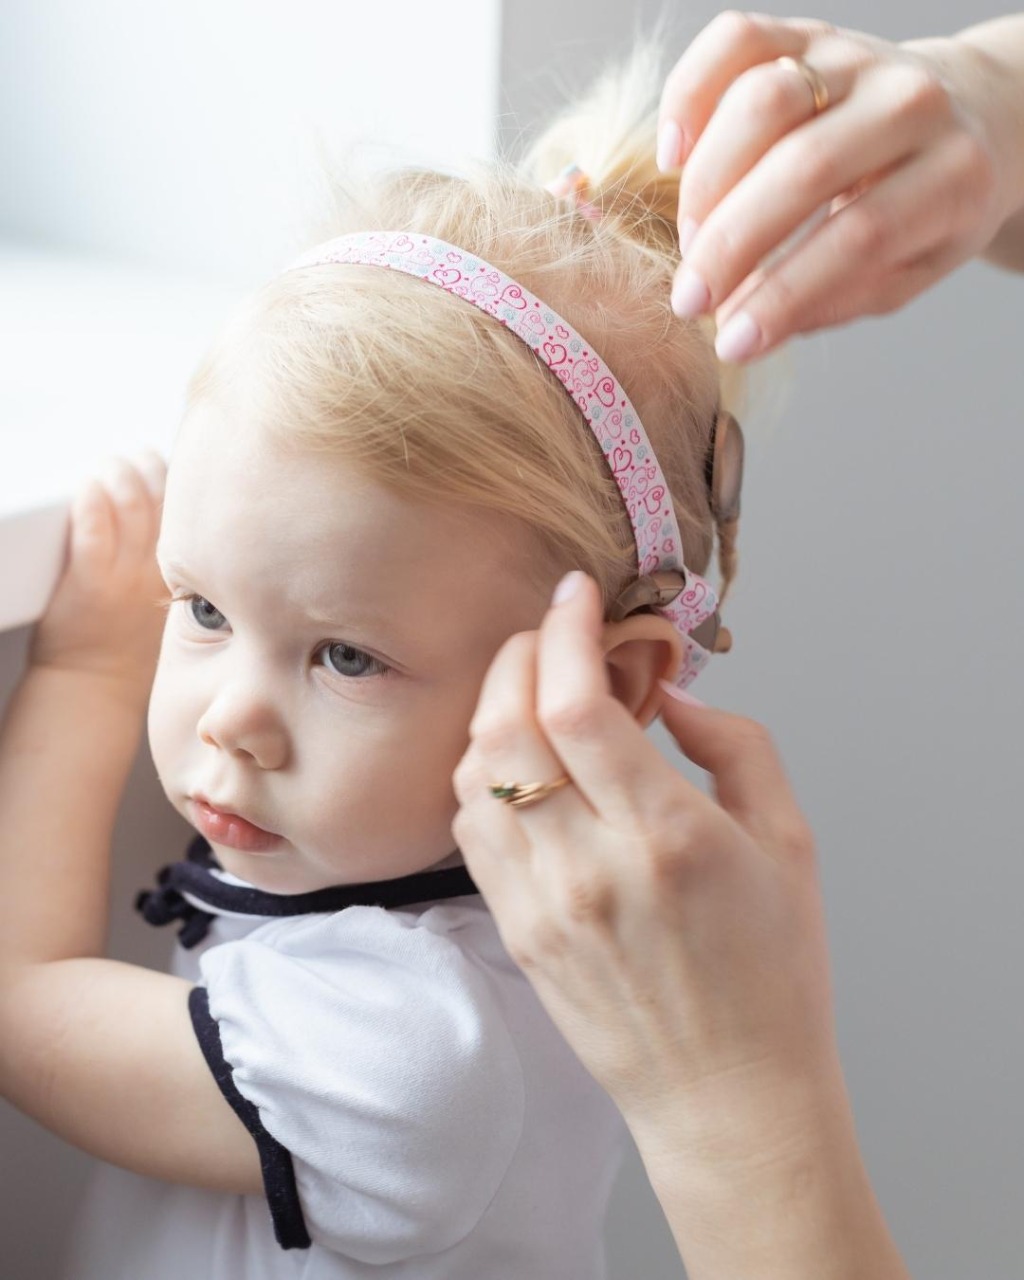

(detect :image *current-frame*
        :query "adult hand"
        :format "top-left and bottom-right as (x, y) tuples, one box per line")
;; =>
(451, 571), (843, 1174)
(659, 12), (1024, 361)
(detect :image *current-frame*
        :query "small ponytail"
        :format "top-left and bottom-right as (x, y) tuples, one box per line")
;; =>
(515, 38), (682, 264)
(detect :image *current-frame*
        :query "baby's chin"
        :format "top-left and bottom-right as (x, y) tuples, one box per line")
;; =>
(211, 840), (465, 896)
(203, 840), (305, 895)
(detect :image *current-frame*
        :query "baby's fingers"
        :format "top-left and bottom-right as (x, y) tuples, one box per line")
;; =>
(133, 448), (168, 503)
(96, 454), (164, 576)
(68, 477), (118, 576)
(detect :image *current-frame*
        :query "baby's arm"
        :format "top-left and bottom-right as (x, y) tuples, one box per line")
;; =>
(0, 458), (261, 1194)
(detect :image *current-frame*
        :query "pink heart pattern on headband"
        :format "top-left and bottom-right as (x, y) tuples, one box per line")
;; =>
(286, 231), (718, 687)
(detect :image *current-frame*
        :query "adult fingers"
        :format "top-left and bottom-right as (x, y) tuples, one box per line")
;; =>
(462, 624), (597, 842)
(452, 735), (637, 963)
(450, 738), (534, 903)
(532, 573), (706, 829)
(657, 686), (814, 864)
(712, 133), (993, 358)
(658, 11), (830, 169)
(452, 620), (600, 943)
(674, 44), (859, 248)
(673, 65), (948, 325)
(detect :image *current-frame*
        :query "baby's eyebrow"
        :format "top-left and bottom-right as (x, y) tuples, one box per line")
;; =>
(157, 554), (215, 593)
(300, 603), (394, 633)
(155, 551), (393, 634)
(155, 551), (187, 578)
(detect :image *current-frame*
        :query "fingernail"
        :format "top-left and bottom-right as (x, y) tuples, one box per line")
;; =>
(678, 215), (699, 257)
(135, 452), (166, 499)
(552, 570), (585, 606)
(670, 266), (710, 318)
(656, 119), (684, 172)
(658, 678), (706, 706)
(108, 463), (137, 502)
(715, 311), (761, 363)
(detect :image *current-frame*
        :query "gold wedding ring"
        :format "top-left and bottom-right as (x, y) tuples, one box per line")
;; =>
(489, 776), (571, 810)
(776, 55), (830, 115)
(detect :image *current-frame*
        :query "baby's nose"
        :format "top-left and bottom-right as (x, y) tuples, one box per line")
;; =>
(196, 684), (290, 770)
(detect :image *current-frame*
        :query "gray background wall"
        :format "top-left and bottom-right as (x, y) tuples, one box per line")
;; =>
(2, 3), (1022, 1278)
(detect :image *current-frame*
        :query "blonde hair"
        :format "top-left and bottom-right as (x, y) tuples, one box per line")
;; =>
(183, 41), (740, 629)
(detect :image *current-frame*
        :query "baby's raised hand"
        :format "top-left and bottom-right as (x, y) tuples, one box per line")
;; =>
(29, 451), (169, 700)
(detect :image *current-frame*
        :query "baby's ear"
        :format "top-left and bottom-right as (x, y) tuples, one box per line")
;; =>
(599, 614), (683, 728)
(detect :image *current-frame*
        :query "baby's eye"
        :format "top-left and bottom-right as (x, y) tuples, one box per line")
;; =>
(318, 641), (389, 679)
(182, 595), (227, 631)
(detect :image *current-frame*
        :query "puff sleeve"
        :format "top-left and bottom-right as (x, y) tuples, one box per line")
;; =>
(188, 905), (525, 1263)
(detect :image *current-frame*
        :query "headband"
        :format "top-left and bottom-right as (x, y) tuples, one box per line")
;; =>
(285, 230), (733, 689)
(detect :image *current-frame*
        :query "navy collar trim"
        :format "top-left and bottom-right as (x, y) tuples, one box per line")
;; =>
(136, 835), (479, 949)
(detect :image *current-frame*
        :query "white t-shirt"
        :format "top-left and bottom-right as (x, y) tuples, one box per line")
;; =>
(59, 838), (626, 1279)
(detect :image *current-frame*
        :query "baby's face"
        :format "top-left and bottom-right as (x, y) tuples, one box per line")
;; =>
(148, 405), (555, 893)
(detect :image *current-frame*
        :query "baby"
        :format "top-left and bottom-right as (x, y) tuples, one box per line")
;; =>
(0, 45), (742, 1279)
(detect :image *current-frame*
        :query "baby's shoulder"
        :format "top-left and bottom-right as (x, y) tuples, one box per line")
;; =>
(240, 894), (500, 968)
(199, 896), (520, 1052)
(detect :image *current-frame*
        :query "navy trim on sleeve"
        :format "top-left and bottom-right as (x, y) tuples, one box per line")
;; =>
(188, 985), (312, 1251)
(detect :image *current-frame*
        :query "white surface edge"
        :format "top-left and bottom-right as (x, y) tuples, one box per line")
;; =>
(0, 501), (69, 634)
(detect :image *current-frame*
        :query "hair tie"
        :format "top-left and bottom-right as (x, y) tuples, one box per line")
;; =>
(544, 163), (604, 222)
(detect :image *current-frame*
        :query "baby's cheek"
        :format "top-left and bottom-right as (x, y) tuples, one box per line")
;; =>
(146, 657), (187, 788)
(321, 730), (464, 871)
(393, 734), (472, 854)
(146, 664), (170, 767)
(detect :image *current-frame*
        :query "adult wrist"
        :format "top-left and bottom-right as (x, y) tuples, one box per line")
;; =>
(954, 22), (1024, 271)
(622, 1053), (854, 1192)
(905, 28), (1024, 232)
(956, 30), (1024, 215)
(625, 1073), (910, 1280)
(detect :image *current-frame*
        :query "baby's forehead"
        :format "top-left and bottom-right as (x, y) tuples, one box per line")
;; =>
(160, 411), (552, 642)
(169, 397), (541, 546)
(170, 398), (279, 467)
